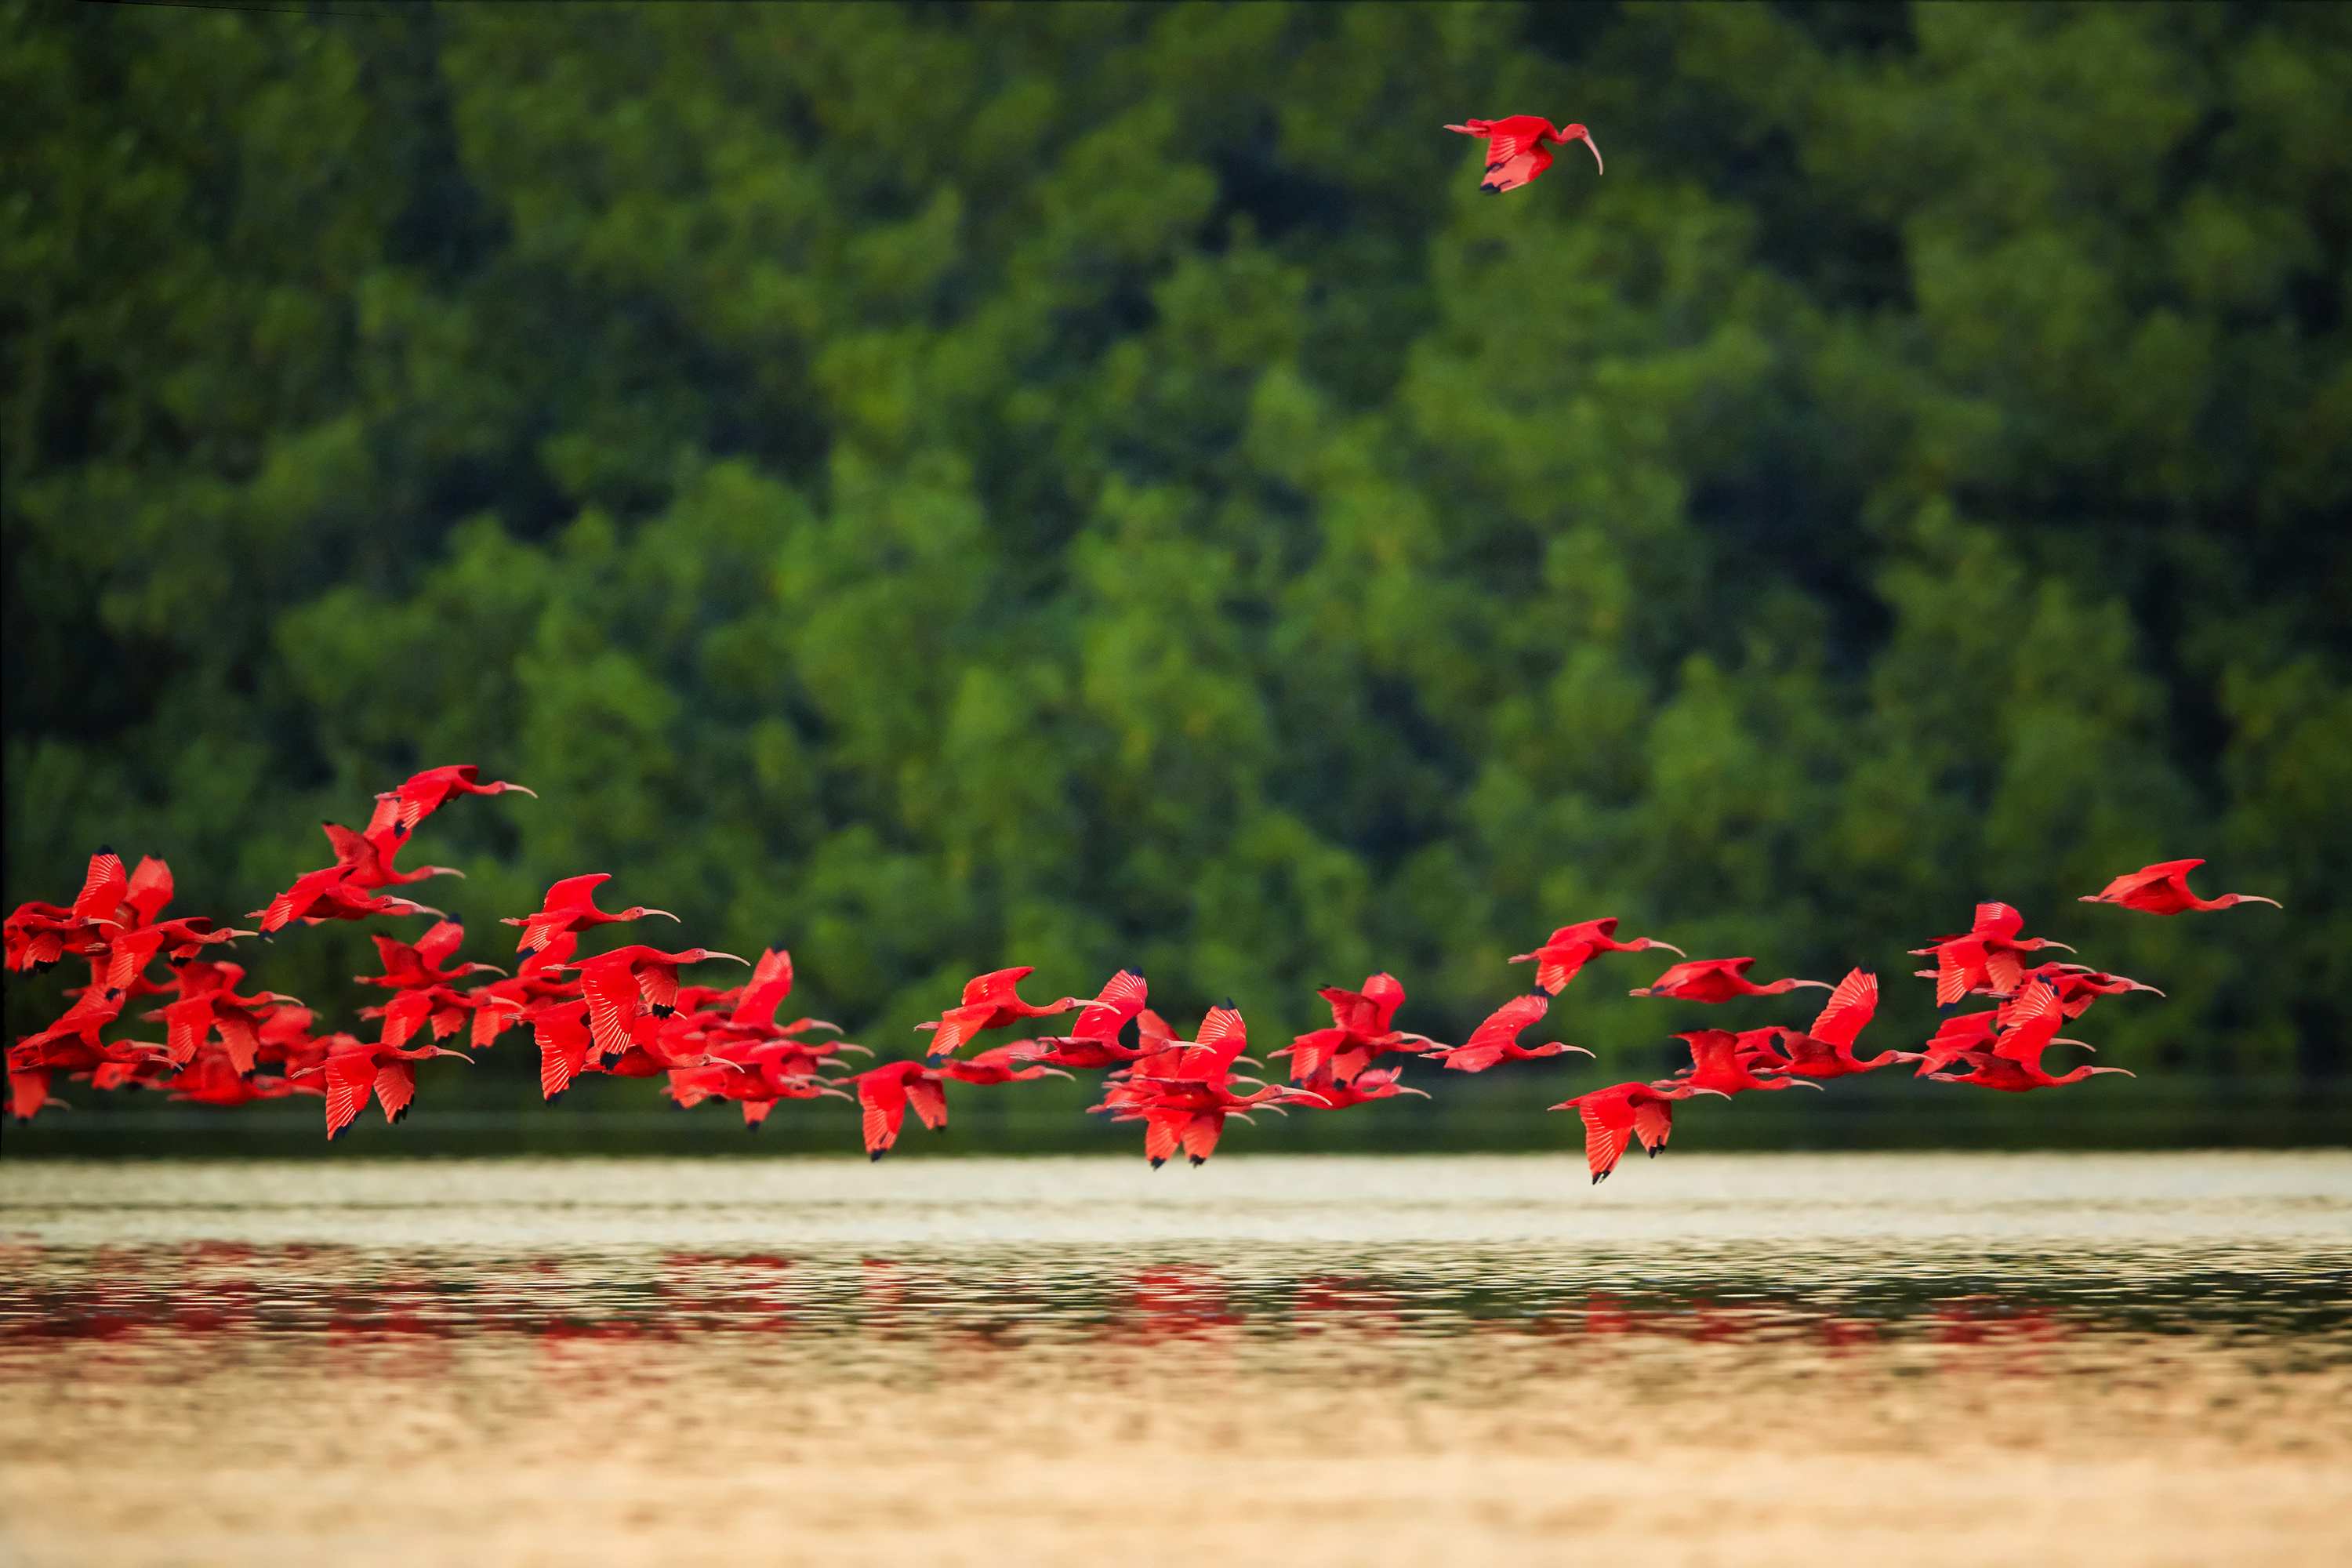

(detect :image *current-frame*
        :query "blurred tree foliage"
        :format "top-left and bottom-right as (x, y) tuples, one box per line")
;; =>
(5, 0), (2348, 1099)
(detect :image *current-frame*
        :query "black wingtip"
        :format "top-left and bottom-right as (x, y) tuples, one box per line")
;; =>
(869, 1149), (884, 1163)
(97, 843), (115, 855)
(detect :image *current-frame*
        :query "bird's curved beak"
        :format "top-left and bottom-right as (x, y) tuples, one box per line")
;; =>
(1693, 1087), (1733, 1099)
(1233, 1054), (1264, 1070)
(2132, 983), (2166, 996)
(506, 785), (539, 798)
(647, 909), (681, 923)
(2053, 1038), (2095, 1051)
(1782, 1078), (1826, 1091)
(833, 1041), (872, 1057)
(800, 1020), (844, 1035)
(2077, 895), (2103, 902)
(1507, 952), (1536, 964)
(1563, 1044), (1597, 1058)
(434, 1048), (475, 1062)
(1627, 988), (1652, 998)
(2240, 895), (2284, 909)
(1578, 129), (1602, 174)
(1396, 1086), (1432, 1099)
(2043, 941), (2076, 953)
(1650, 940), (1686, 956)
(1040, 1068), (1074, 1081)
(1229, 1111), (1257, 1124)
(704, 953), (750, 966)
(1791, 979), (1834, 990)
(438, 868), (468, 880)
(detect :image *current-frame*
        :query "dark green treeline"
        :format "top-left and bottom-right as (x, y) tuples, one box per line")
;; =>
(5, 2), (2348, 1126)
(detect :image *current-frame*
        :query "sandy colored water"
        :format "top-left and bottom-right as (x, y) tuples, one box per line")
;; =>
(2, 1152), (2348, 1566)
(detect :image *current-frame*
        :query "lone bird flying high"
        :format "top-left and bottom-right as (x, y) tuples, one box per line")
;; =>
(1444, 115), (1602, 193)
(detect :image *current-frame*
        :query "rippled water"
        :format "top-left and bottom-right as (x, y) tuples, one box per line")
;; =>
(3, 1152), (2348, 1566)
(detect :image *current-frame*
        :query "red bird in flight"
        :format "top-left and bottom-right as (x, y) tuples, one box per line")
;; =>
(916, 966), (1083, 1058)
(321, 808), (465, 891)
(1549, 1080), (1724, 1184)
(1510, 918), (1683, 996)
(855, 1058), (949, 1160)
(503, 873), (679, 956)
(383, 764), (536, 834)
(1422, 993), (1595, 1073)
(1629, 957), (1830, 1003)
(1444, 116), (1602, 193)
(1911, 902), (2074, 1004)
(1673, 1029), (1824, 1097)
(293, 1032), (472, 1140)
(2080, 859), (2281, 915)
(1735, 970), (1909, 1080)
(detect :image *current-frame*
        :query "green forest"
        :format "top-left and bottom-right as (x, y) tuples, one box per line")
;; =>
(5, 1), (2348, 1150)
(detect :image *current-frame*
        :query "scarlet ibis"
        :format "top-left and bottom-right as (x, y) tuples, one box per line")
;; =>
(320, 817), (463, 891)
(1276, 973), (1436, 1083)
(529, 1001), (597, 1100)
(1997, 964), (2162, 1023)
(71, 847), (129, 924)
(1673, 1029), (1824, 1096)
(168, 1055), (322, 1108)
(462, 945), (581, 1050)
(1005, 1032), (1147, 1072)
(9, 1034), (172, 1112)
(916, 966), (1084, 1057)
(935, 1044), (1076, 1087)
(1629, 957), (1831, 1003)
(100, 918), (252, 990)
(251, 867), (441, 933)
(358, 920), (506, 990)
(1288, 1064), (1432, 1110)
(566, 946), (746, 1060)
(292, 1033), (473, 1139)
(6, 1065), (71, 1121)
(1116, 1002), (1258, 1085)
(2081, 859), (2281, 914)
(1926, 1054), (2132, 1094)
(1066, 967), (1150, 1043)
(383, 764), (536, 833)
(1422, 993), (1596, 1073)
(1910, 1011), (2001, 1077)
(855, 1058), (949, 1160)
(1911, 903), (2074, 1004)
(1444, 116), (1602, 193)
(1548, 1080), (1725, 1184)
(503, 873), (679, 956)
(1104, 1075), (1328, 1167)
(1984, 980), (2100, 1076)
(4, 902), (83, 971)
(367, 985), (475, 1050)
(1510, 919), (1683, 995)
(120, 855), (176, 926)
(1733, 970), (1908, 1080)
(5, 849), (134, 969)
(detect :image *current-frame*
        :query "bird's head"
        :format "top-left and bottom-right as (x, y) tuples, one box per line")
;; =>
(1553, 122), (1602, 173)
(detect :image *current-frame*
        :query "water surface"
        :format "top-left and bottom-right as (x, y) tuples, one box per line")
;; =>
(4, 1152), (2348, 1566)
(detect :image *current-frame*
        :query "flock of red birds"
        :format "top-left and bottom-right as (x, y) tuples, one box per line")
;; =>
(6, 764), (2281, 1181)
